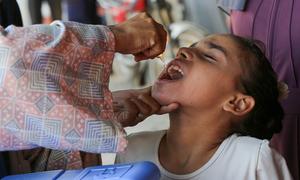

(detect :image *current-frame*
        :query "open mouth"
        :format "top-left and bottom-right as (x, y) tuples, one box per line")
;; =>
(159, 61), (184, 81)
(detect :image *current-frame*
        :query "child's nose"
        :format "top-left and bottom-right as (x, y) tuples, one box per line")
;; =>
(176, 47), (193, 61)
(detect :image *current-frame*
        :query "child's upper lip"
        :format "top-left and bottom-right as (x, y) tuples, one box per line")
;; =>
(166, 58), (186, 73)
(158, 58), (187, 81)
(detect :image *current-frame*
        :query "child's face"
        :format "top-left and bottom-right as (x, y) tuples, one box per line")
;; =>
(152, 34), (244, 110)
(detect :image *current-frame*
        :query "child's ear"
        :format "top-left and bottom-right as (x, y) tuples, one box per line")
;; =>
(223, 93), (255, 116)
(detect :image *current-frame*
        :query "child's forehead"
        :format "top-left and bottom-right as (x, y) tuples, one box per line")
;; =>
(191, 35), (243, 56)
(192, 35), (233, 46)
(190, 35), (248, 68)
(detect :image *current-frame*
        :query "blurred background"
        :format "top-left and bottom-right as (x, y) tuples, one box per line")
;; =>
(16, 0), (229, 163)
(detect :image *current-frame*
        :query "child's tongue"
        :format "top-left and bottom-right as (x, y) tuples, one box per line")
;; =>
(169, 68), (184, 80)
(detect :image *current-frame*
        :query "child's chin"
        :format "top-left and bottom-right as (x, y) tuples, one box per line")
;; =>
(151, 91), (170, 106)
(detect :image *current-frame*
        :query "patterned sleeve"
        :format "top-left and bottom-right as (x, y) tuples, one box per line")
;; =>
(0, 21), (127, 153)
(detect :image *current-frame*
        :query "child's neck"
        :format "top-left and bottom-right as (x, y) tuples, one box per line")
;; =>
(158, 108), (232, 174)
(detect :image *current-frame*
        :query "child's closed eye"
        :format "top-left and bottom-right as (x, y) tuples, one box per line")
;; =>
(203, 54), (217, 62)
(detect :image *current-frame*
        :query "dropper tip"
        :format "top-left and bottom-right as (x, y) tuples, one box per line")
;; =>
(157, 54), (166, 67)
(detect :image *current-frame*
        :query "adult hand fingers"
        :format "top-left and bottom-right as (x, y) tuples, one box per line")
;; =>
(137, 94), (160, 114)
(113, 99), (139, 127)
(134, 23), (167, 61)
(157, 103), (179, 115)
(130, 98), (152, 116)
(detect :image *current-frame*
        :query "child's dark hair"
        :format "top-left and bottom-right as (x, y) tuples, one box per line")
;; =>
(230, 35), (284, 140)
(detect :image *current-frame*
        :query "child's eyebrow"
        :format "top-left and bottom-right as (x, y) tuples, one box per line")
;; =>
(207, 41), (228, 56)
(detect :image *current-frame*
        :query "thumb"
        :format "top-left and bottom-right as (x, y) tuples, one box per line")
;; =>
(133, 48), (158, 62)
(157, 103), (179, 115)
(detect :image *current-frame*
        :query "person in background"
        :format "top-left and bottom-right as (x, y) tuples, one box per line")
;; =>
(0, 0), (22, 27)
(218, 0), (300, 179)
(65, 0), (105, 25)
(28, 0), (62, 24)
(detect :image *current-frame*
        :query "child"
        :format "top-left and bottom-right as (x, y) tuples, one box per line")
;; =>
(115, 34), (292, 180)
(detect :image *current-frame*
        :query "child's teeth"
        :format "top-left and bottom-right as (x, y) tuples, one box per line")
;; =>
(167, 66), (172, 74)
(168, 65), (175, 73)
(179, 69), (184, 75)
(167, 64), (184, 77)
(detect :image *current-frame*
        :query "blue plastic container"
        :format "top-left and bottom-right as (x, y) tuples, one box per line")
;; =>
(2, 161), (160, 180)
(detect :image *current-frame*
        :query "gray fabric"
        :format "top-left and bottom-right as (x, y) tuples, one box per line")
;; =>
(183, 0), (229, 33)
(218, 0), (247, 10)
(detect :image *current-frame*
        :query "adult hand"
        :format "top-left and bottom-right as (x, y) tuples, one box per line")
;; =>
(112, 87), (179, 127)
(110, 13), (167, 61)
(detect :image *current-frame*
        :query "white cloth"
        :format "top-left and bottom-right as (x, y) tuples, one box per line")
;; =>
(116, 130), (292, 180)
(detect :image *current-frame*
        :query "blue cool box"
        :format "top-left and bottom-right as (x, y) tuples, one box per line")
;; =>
(2, 161), (160, 180)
